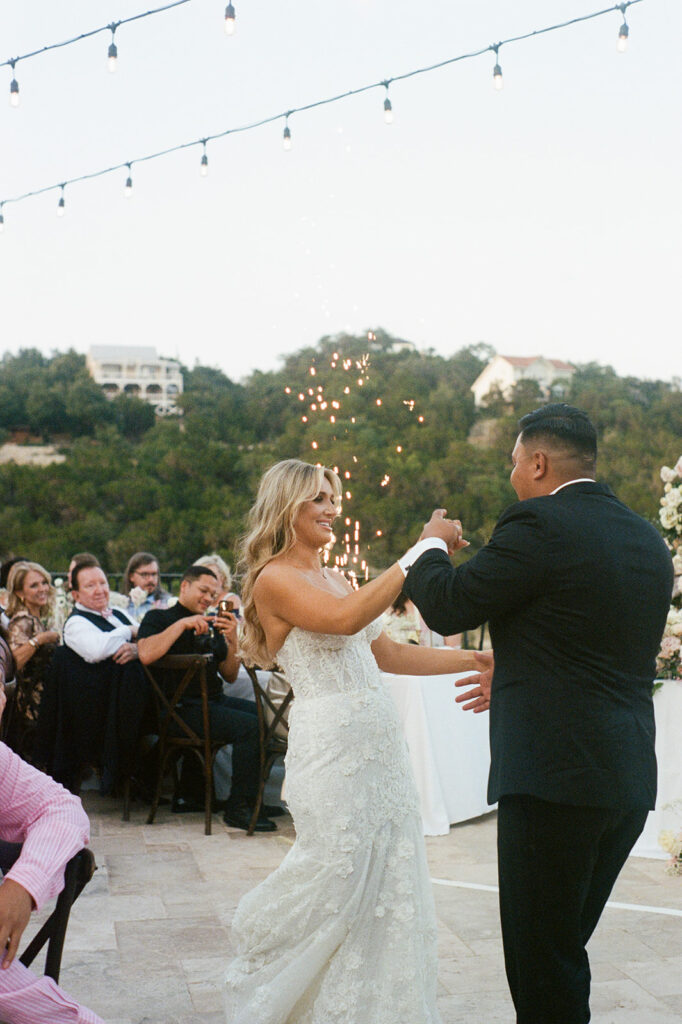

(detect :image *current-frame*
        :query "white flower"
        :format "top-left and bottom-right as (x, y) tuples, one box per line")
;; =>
(660, 507), (678, 531)
(659, 830), (677, 854)
(673, 553), (682, 575)
(129, 586), (147, 607)
(166, 595), (179, 607)
(675, 455), (682, 477)
(661, 466), (677, 483)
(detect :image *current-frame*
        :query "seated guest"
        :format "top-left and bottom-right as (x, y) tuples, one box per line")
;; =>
(65, 552), (127, 613)
(0, 692), (105, 1023)
(194, 553), (242, 614)
(122, 551), (170, 622)
(6, 563), (60, 753)
(35, 565), (150, 796)
(137, 565), (276, 831)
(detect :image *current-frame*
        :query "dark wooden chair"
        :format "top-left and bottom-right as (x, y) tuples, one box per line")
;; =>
(142, 653), (222, 835)
(243, 666), (293, 836)
(0, 845), (96, 984)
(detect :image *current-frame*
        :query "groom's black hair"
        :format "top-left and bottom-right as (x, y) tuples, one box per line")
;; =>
(518, 404), (597, 468)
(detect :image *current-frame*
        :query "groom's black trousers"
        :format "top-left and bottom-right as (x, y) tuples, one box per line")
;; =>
(497, 795), (647, 1024)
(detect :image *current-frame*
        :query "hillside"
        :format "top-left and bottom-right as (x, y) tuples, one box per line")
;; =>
(1, 336), (680, 575)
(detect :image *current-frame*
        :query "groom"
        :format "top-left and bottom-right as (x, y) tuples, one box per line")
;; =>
(402, 403), (673, 1024)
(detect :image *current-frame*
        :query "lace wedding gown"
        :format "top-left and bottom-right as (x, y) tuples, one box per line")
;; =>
(224, 620), (441, 1024)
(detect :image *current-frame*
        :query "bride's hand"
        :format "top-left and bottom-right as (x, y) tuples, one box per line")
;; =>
(420, 509), (469, 555)
(454, 650), (493, 713)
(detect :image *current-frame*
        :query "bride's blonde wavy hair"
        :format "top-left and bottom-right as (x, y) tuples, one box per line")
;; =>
(238, 459), (341, 668)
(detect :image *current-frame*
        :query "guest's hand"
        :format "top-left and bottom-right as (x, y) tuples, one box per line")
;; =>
(113, 642), (138, 664)
(0, 879), (33, 969)
(38, 630), (60, 646)
(454, 651), (494, 713)
(214, 611), (238, 646)
(181, 615), (211, 635)
(420, 509), (470, 555)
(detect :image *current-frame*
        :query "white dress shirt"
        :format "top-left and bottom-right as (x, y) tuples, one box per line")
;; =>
(63, 604), (137, 664)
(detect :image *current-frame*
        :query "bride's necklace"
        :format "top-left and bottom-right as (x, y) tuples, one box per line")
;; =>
(289, 561), (328, 580)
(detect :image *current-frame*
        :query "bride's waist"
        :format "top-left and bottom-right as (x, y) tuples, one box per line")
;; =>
(291, 683), (386, 705)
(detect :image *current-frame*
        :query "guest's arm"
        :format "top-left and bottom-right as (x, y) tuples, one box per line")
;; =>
(137, 614), (209, 664)
(63, 615), (133, 664)
(8, 616), (59, 672)
(0, 743), (90, 964)
(215, 611), (240, 683)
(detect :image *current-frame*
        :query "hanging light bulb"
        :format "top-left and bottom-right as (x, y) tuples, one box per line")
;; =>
(617, 18), (629, 53)
(200, 142), (209, 177)
(383, 82), (393, 124)
(57, 186), (66, 218)
(492, 46), (503, 90)
(283, 117), (292, 151)
(107, 25), (118, 72)
(124, 164), (133, 197)
(0, 206), (5, 233)
(9, 63), (19, 107)
(224, 3), (236, 35)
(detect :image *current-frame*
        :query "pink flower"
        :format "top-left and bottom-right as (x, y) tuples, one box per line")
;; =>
(660, 635), (681, 657)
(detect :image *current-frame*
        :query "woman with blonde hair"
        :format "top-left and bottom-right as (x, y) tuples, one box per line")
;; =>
(6, 562), (60, 753)
(224, 459), (487, 1024)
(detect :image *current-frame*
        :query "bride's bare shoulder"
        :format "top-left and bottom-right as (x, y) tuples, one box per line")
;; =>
(254, 559), (298, 597)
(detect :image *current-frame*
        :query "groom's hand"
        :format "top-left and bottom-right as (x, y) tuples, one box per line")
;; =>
(420, 509), (470, 554)
(454, 650), (494, 713)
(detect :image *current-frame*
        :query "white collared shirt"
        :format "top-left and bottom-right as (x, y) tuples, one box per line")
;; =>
(550, 478), (596, 495)
(63, 603), (137, 663)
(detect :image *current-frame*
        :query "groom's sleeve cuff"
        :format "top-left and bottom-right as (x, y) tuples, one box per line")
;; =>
(398, 537), (449, 576)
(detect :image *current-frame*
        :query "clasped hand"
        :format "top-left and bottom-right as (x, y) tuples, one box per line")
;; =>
(420, 508), (470, 555)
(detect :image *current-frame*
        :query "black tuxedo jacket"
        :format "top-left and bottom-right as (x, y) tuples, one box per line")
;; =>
(403, 482), (673, 809)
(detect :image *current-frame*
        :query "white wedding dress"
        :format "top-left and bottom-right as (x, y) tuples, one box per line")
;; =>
(224, 620), (441, 1024)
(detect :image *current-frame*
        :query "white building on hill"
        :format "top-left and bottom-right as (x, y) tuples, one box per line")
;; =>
(87, 345), (183, 416)
(471, 354), (575, 407)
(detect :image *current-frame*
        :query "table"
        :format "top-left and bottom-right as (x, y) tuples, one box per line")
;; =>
(382, 670), (492, 836)
(631, 680), (682, 859)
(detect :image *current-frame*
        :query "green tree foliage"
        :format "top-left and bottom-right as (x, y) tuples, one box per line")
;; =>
(0, 337), (679, 577)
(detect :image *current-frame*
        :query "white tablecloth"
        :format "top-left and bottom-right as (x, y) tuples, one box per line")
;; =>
(631, 680), (682, 859)
(382, 670), (492, 836)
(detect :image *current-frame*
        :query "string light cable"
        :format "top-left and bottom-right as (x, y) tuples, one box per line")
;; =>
(0, 1), (643, 221)
(2, 0), (194, 101)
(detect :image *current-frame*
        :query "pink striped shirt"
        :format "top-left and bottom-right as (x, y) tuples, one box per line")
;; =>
(0, 743), (104, 1024)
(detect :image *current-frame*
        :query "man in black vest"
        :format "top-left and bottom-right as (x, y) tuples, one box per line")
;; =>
(36, 565), (150, 794)
(402, 404), (673, 1024)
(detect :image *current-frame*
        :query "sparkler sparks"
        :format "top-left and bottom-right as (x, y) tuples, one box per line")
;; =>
(282, 345), (426, 586)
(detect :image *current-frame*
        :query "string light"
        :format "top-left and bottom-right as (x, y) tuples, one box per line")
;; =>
(1, 2), (192, 87)
(0, 2), (644, 218)
(617, 5), (630, 51)
(0, 205), (5, 233)
(56, 185), (66, 217)
(107, 25), (118, 72)
(124, 164), (133, 197)
(492, 45), (503, 90)
(9, 62), (19, 108)
(383, 82), (393, 124)
(200, 141), (209, 176)
(224, 3), (236, 36)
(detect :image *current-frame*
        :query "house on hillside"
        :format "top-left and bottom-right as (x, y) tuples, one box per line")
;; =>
(87, 345), (183, 416)
(471, 354), (575, 407)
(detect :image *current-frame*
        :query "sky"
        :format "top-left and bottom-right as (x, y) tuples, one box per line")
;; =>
(1, 0), (680, 385)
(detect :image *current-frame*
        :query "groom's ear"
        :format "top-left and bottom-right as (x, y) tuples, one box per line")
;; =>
(532, 450), (549, 480)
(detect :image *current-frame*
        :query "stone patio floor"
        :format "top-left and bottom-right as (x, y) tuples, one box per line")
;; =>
(28, 794), (682, 1024)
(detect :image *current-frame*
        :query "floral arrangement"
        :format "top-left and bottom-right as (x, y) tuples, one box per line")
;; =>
(659, 828), (682, 876)
(655, 456), (682, 681)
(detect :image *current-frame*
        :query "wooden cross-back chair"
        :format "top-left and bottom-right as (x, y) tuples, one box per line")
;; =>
(0, 845), (96, 984)
(141, 653), (222, 835)
(243, 666), (293, 836)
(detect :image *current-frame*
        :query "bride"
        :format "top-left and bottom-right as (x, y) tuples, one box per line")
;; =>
(224, 459), (485, 1024)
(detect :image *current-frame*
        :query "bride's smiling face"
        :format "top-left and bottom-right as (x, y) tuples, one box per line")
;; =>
(293, 477), (338, 549)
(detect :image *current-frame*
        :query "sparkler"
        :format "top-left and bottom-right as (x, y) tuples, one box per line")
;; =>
(282, 342), (425, 586)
